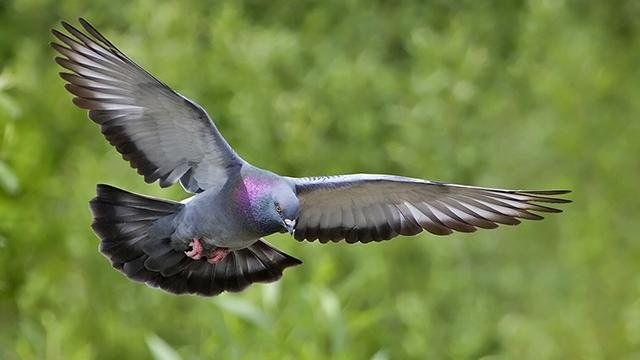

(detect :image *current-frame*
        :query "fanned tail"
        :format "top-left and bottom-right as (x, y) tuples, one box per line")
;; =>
(90, 184), (301, 296)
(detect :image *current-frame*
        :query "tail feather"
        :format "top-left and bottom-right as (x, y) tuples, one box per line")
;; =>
(89, 184), (302, 296)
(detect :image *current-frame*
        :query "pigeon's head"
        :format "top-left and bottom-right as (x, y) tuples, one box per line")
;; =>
(270, 183), (299, 234)
(235, 176), (299, 236)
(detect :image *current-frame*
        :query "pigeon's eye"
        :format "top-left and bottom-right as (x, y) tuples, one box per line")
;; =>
(275, 203), (283, 213)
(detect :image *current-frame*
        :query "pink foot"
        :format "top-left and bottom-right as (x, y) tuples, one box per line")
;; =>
(207, 247), (229, 264)
(185, 238), (203, 260)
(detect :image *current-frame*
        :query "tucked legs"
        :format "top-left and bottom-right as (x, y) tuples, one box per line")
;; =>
(207, 248), (229, 264)
(185, 238), (204, 260)
(184, 238), (229, 264)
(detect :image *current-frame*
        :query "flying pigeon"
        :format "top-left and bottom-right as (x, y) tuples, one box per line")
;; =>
(51, 19), (571, 296)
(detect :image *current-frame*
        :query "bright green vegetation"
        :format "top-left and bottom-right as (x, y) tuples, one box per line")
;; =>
(1, 1), (639, 359)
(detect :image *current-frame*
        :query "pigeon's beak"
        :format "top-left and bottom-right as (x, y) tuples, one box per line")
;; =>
(283, 219), (296, 235)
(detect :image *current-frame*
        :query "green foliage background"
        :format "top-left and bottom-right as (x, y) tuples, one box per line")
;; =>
(1, 0), (639, 358)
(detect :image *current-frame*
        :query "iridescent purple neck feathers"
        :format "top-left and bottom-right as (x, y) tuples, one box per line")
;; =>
(231, 173), (299, 236)
(233, 176), (275, 210)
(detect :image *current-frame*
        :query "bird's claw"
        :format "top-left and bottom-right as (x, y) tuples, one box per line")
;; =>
(185, 238), (228, 263)
(185, 238), (203, 260)
(207, 247), (229, 264)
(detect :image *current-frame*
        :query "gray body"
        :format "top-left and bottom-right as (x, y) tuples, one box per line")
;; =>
(168, 166), (291, 250)
(172, 179), (252, 250)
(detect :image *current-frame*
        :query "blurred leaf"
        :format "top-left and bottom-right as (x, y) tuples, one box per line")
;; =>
(371, 350), (389, 360)
(146, 334), (182, 360)
(319, 287), (340, 321)
(0, 160), (19, 195)
(261, 281), (280, 309)
(214, 296), (271, 329)
(0, 94), (20, 120)
(0, 69), (20, 119)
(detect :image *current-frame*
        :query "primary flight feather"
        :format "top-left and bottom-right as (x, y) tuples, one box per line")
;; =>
(52, 19), (571, 296)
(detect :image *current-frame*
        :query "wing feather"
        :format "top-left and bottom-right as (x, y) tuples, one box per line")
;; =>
(52, 19), (244, 193)
(288, 174), (571, 243)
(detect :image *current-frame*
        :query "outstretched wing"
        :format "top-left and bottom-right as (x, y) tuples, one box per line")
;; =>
(51, 18), (244, 193)
(288, 174), (571, 243)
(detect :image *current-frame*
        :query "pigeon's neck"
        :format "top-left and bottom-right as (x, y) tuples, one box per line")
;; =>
(230, 173), (278, 235)
(235, 176), (273, 206)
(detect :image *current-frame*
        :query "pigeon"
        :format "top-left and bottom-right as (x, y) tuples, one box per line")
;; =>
(51, 19), (571, 296)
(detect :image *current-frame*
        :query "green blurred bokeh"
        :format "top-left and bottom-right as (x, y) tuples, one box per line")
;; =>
(1, 0), (639, 359)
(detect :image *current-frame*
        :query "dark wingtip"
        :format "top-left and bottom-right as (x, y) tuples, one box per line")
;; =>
(78, 17), (92, 28)
(58, 72), (73, 82)
(60, 20), (76, 33)
(547, 198), (572, 204)
(518, 189), (573, 204)
(50, 42), (68, 54)
(53, 56), (67, 67)
(539, 206), (563, 213)
(50, 28), (65, 40)
(64, 83), (78, 95)
(523, 189), (572, 195)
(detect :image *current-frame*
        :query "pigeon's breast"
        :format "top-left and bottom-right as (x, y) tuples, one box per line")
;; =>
(173, 189), (260, 248)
